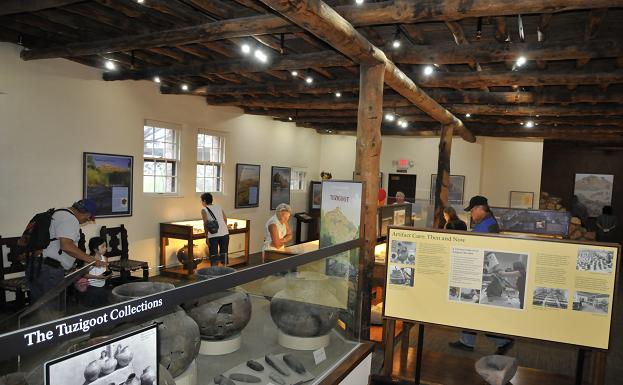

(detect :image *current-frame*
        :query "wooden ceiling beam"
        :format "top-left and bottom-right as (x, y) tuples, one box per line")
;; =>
(259, 0), (472, 142)
(102, 51), (351, 80)
(492, 17), (510, 43)
(577, 8), (608, 68)
(0, 0), (83, 16)
(21, 0), (623, 60)
(536, 13), (553, 69)
(416, 70), (623, 88)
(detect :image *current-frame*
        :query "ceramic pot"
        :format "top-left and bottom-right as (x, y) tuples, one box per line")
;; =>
(182, 267), (252, 340)
(111, 282), (201, 378)
(84, 360), (101, 382)
(125, 373), (140, 385)
(270, 272), (340, 337)
(176, 244), (205, 269)
(100, 351), (117, 375)
(115, 345), (133, 367)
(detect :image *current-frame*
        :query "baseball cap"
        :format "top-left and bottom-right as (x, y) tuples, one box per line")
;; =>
(464, 195), (488, 211)
(73, 199), (97, 220)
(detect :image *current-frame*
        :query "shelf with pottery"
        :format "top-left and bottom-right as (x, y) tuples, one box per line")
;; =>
(159, 218), (250, 278)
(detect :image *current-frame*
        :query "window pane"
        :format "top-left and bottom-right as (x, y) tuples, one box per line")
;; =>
(143, 142), (153, 157)
(153, 143), (164, 158)
(166, 177), (176, 193)
(165, 128), (173, 143)
(162, 143), (171, 159)
(166, 161), (174, 176)
(143, 176), (154, 193)
(144, 126), (153, 141)
(196, 178), (204, 193)
(204, 135), (213, 148)
(144, 161), (155, 176)
(205, 165), (214, 177)
(155, 162), (166, 176)
(197, 134), (205, 148)
(197, 165), (205, 178)
(153, 127), (165, 142)
(206, 178), (215, 192)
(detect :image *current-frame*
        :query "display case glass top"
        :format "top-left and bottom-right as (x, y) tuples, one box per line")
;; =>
(165, 218), (248, 234)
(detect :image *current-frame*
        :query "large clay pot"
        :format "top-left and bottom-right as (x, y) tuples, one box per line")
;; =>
(176, 244), (205, 269)
(270, 272), (340, 337)
(182, 267), (252, 341)
(111, 282), (201, 378)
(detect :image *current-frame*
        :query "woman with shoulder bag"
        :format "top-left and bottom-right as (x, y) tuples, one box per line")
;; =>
(201, 193), (230, 266)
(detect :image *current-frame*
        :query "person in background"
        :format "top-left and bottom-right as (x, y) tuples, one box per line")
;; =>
(443, 206), (467, 231)
(82, 237), (110, 307)
(201, 193), (230, 266)
(596, 205), (617, 242)
(262, 203), (293, 260)
(394, 191), (406, 204)
(26, 199), (105, 303)
(448, 195), (514, 355)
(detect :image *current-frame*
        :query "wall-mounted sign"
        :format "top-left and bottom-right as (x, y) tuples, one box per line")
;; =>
(392, 159), (414, 170)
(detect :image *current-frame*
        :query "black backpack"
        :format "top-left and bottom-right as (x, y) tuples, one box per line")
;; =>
(205, 207), (219, 234)
(18, 208), (72, 256)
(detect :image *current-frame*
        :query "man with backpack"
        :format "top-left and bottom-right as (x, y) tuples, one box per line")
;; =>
(25, 199), (106, 303)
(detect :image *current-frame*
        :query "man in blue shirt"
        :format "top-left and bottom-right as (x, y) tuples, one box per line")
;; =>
(448, 195), (514, 355)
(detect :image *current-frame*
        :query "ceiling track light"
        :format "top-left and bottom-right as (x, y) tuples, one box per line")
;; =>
(291, 70), (298, 77)
(241, 43), (251, 54)
(423, 65), (434, 76)
(181, 84), (189, 91)
(254, 49), (268, 63)
(335, 91), (342, 98)
(153, 76), (161, 83)
(104, 60), (116, 70)
(465, 113), (471, 118)
(355, 0), (364, 5)
(392, 26), (401, 49)
(305, 76), (313, 84)
(385, 113), (395, 122)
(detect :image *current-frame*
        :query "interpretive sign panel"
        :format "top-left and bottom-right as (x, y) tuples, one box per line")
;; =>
(384, 228), (619, 349)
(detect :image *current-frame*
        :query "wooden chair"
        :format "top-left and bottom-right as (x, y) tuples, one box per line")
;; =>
(100, 225), (149, 284)
(0, 236), (28, 308)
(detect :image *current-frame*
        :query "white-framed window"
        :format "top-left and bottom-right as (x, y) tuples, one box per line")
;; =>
(196, 130), (225, 192)
(143, 120), (181, 194)
(290, 168), (307, 191)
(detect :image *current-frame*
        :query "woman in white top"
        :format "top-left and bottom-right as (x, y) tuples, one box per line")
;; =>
(83, 237), (110, 307)
(262, 203), (293, 261)
(201, 192), (230, 266)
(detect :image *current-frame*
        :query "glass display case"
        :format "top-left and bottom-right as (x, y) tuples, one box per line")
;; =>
(159, 218), (250, 277)
(0, 239), (371, 385)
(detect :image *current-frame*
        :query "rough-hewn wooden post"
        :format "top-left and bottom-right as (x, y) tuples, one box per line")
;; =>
(433, 124), (454, 228)
(354, 63), (384, 339)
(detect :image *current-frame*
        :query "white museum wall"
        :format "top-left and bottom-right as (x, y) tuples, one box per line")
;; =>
(0, 43), (320, 274)
(318, 135), (484, 202)
(479, 138), (544, 208)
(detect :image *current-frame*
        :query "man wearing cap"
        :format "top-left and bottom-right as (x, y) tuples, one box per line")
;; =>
(448, 195), (514, 355)
(27, 199), (106, 303)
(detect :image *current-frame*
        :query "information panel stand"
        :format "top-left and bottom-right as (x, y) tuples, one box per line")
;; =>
(380, 227), (619, 385)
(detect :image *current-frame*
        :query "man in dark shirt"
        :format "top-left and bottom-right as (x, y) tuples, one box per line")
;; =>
(448, 195), (514, 355)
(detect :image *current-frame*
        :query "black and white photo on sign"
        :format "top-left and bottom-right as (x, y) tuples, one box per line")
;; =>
(480, 251), (528, 310)
(393, 209), (406, 226)
(573, 291), (609, 314)
(532, 287), (569, 309)
(389, 265), (414, 287)
(390, 240), (416, 265)
(46, 326), (157, 385)
(576, 249), (614, 274)
(574, 173), (614, 217)
(460, 288), (480, 303)
(449, 286), (460, 301)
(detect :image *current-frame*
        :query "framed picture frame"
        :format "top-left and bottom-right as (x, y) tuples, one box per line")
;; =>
(309, 181), (322, 211)
(430, 174), (465, 204)
(387, 173), (416, 204)
(83, 152), (133, 218)
(574, 173), (614, 217)
(509, 191), (534, 209)
(270, 166), (291, 210)
(235, 163), (261, 208)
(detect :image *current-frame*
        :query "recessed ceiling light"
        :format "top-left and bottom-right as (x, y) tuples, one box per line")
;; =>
(153, 76), (161, 83)
(516, 56), (527, 67)
(385, 113), (395, 122)
(104, 60), (116, 70)
(401, 121), (409, 128)
(335, 92), (341, 98)
(181, 84), (189, 91)
(137, 0), (144, 3)
(355, 0), (364, 5)
(465, 113), (471, 118)
(305, 76), (313, 84)
(392, 40), (401, 48)
(254, 49), (268, 63)
(241, 44), (251, 54)
(525, 120), (534, 128)
(288, 117), (293, 121)
(423, 65), (434, 76)
(291, 70), (298, 76)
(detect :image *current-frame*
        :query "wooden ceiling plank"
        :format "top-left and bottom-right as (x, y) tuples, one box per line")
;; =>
(577, 8), (608, 68)
(0, 0), (83, 16)
(21, 0), (623, 60)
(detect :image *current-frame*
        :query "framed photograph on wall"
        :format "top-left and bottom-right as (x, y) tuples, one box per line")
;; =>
(509, 191), (534, 209)
(430, 174), (465, 204)
(574, 173), (614, 217)
(235, 163), (261, 208)
(309, 181), (322, 211)
(270, 166), (291, 210)
(83, 152), (133, 218)
(387, 173), (416, 204)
